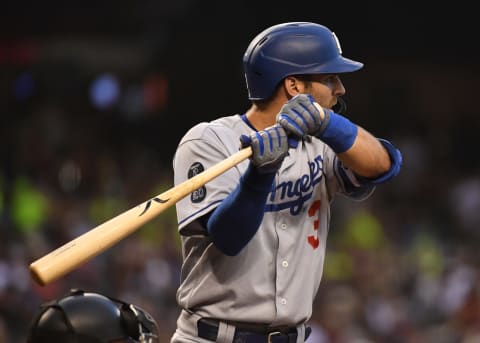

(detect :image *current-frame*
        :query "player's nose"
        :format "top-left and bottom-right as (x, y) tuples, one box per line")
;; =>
(333, 76), (346, 96)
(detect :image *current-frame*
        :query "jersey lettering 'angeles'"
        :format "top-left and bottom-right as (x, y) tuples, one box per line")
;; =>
(266, 155), (323, 215)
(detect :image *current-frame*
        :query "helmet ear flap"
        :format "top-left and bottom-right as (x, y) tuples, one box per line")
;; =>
(119, 303), (140, 339)
(118, 302), (160, 342)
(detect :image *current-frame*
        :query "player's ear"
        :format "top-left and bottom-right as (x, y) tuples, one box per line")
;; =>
(283, 76), (301, 97)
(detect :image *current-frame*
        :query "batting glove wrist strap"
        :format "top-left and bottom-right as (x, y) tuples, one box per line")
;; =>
(240, 163), (277, 192)
(317, 111), (358, 153)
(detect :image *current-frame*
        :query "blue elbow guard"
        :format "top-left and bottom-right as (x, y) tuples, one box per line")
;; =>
(359, 139), (402, 185)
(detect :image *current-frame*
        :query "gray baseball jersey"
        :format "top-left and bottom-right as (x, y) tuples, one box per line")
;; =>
(173, 114), (373, 326)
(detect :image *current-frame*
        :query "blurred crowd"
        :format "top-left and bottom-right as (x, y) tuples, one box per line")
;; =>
(1, 9), (480, 342)
(2, 68), (480, 343)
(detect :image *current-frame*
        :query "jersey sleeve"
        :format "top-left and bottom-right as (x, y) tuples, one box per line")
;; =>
(173, 122), (247, 234)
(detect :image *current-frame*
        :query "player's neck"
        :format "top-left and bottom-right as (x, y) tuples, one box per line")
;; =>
(245, 97), (285, 130)
(244, 106), (276, 130)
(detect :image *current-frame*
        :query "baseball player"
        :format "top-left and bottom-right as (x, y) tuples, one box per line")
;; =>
(27, 289), (160, 343)
(170, 22), (402, 343)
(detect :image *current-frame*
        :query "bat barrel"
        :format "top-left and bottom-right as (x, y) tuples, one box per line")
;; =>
(28, 147), (252, 285)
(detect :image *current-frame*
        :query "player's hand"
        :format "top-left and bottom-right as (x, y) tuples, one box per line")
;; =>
(276, 94), (331, 139)
(240, 125), (289, 174)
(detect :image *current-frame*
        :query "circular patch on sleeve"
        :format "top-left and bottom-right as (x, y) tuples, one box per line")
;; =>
(188, 162), (207, 203)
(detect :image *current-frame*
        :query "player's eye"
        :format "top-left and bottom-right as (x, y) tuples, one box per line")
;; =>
(325, 75), (339, 83)
(320, 75), (340, 90)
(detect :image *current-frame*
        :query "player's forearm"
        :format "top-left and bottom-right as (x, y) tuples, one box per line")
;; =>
(207, 164), (274, 256)
(337, 126), (391, 178)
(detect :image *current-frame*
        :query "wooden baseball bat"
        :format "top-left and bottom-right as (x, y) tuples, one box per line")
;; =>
(30, 147), (253, 286)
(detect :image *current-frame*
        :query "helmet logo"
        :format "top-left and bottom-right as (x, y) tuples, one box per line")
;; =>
(332, 32), (342, 55)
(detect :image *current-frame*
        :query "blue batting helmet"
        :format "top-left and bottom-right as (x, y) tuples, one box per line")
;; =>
(243, 22), (364, 100)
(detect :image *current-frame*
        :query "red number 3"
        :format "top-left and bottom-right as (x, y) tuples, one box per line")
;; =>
(307, 200), (321, 249)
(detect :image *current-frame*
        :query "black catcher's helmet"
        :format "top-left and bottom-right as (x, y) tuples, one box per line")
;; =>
(27, 289), (159, 343)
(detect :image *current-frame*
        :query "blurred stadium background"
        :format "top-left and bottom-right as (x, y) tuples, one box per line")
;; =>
(1, 1), (479, 342)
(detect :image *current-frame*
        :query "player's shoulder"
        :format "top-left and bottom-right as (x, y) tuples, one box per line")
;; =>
(179, 114), (244, 143)
(210, 114), (244, 130)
